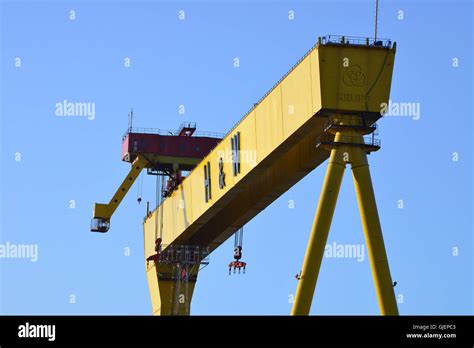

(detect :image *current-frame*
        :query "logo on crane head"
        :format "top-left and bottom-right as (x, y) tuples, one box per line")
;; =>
(343, 65), (367, 87)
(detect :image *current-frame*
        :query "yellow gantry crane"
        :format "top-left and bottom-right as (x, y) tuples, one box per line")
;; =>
(91, 35), (398, 315)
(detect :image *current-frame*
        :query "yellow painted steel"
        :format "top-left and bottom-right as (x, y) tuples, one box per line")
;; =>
(146, 44), (394, 315)
(290, 132), (346, 315)
(92, 38), (397, 315)
(146, 262), (199, 315)
(351, 149), (399, 315)
(143, 41), (396, 315)
(144, 42), (395, 247)
(291, 122), (398, 315)
(92, 155), (148, 220)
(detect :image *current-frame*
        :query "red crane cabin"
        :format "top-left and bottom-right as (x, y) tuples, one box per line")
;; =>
(121, 122), (222, 173)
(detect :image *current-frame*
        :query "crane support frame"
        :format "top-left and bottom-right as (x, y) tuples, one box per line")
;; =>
(91, 36), (397, 315)
(142, 38), (396, 315)
(291, 117), (398, 315)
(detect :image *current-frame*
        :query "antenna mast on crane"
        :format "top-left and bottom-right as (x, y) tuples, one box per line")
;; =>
(374, 0), (379, 40)
(128, 108), (134, 132)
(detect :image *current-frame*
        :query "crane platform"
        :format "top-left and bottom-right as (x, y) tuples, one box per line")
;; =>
(122, 123), (223, 172)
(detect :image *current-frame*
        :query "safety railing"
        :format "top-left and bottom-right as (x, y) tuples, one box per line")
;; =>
(323, 118), (378, 135)
(123, 127), (224, 139)
(157, 244), (210, 265)
(320, 35), (393, 48)
(316, 134), (381, 149)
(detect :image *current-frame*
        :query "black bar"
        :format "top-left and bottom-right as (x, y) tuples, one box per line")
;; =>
(0, 315), (472, 346)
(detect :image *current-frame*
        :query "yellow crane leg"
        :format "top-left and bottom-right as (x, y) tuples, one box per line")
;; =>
(350, 148), (399, 315)
(146, 261), (199, 315)
(290, 137), (346, 315)
(291, 128), (398, 315)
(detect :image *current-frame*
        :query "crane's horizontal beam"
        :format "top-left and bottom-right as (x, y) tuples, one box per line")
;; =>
(143, 39), (396, 259)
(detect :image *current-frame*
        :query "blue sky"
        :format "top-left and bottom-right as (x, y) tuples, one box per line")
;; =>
(0, 0), (472, 315)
